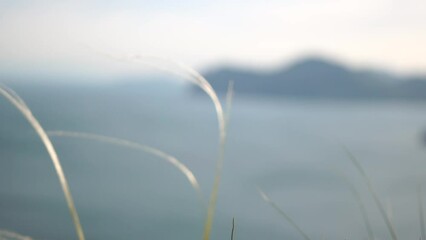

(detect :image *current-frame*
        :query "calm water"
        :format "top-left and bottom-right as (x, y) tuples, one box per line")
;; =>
(1, 81), (426, 240)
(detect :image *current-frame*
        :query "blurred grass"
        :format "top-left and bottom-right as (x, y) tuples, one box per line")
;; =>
(0, 85), (85, 240)
(343, 146), (398, 240)
(47, 130), (205, 206)
(0, 60), (229, 240)
(1, 62), (425, 240)
(0, 229), (33, 240)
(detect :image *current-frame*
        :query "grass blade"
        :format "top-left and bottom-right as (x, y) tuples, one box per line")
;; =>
(336, 172), (375, 240)
(128, 55), (226, 142)
(78, 51), (230, 240)
(257, 188), (312, 240)
(201, 81), (233, 240)
(93, 53), (227, 143)
(48, 130), (205, 205)
(343, 146), (398, 240)
(231, 218), (235, 240)
(418, 184), (426, 240)
(122, 57), (235, 240)
(0, 85), (29, 109)
(0, 85), (85, 240)
(0, 229), (32, 240)
(225, 81), (234, 125)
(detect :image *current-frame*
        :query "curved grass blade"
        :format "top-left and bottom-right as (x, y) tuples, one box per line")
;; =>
(80, 50), (229, 240)
(201, 81), (233, 240)
(0, 85), (29, 109)
(0, 85), (85, 240)
(117, 56), (232, 240)
(48, 130), (205, 205)
(201, 131), (226, 240)
(128, 55), (226, 142)
(0, 229), (33, 240)
(87, 52), (226, 142)
(257, 188), (312, 240)
(342, 146), (398, 240)
(336, 172), (375, 240)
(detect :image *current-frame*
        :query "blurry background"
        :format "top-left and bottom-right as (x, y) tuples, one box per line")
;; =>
(1, 0), (426, 239)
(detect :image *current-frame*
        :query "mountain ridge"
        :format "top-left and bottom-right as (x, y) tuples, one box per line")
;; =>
(200, 56), (426, 100)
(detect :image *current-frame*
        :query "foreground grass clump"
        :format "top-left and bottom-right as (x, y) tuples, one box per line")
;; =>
(3, 60), (423, 240)
(0, 60), (231, 240)
(257, 146), (426, 240)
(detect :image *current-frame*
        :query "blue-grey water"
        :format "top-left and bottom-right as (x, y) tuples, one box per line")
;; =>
(1, 81), (426, 240)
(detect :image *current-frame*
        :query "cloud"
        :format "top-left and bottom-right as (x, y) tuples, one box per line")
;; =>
(0, 0), (425, 80)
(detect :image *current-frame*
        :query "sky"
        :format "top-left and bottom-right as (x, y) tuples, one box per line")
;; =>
(0, 0), (425, 80)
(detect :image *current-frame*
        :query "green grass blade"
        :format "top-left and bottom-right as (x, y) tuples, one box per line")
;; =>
(343, 146), (398, 240)
(48, 130), (205, 205)
(257, 188), (312, 240)
(0, 85), (85, 240)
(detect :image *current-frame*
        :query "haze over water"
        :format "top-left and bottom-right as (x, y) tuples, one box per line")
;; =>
(1, 80), (426, 240)
(1, 0), (426, 239)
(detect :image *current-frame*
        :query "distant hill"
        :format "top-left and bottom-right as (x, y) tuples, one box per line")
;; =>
(200, 57), (426, 100)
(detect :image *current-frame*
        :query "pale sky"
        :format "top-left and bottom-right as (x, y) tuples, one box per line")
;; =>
(0, 0), (425, 80)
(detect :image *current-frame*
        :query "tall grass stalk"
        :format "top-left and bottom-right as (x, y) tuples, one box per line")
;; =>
(230, 218), (235, 240)
(225, 82), (234, 125)
(121, 56), (233, 240)
(257, 188), (312, 240)
(0, 85), (85, 240)
(418, 184), (426, 240)
(343, 146), (398, 240)
(47, 130), (204, 205)
(337, 173), (375, 240)
(201, 82), (233, 240)
(58, 50), (229, 239)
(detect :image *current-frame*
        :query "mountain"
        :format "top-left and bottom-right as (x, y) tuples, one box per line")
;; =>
(200, 57), (426, 100)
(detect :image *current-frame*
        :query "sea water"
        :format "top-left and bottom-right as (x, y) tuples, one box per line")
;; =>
(1, 81), (426, 240)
